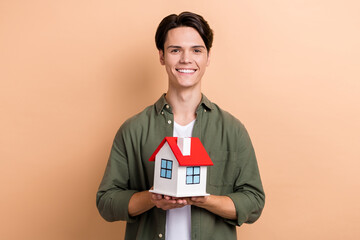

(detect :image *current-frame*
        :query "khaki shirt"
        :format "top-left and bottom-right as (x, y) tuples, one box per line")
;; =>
(96, 94), (265, 240)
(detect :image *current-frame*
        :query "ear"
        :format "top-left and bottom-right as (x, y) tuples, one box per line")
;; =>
(159, 50), (165, 65)
(206, 50), (211, 66)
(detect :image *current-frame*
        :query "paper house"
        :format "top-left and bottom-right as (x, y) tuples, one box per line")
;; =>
(149, 137), (213, 197)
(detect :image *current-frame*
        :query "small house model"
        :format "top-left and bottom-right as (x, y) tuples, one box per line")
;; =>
(149, 137), (213, 197)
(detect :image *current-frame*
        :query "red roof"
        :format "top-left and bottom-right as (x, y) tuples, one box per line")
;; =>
(149, 137), (213, 166)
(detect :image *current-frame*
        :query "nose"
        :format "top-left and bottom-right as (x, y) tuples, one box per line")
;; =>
(180, 51), (192, 64)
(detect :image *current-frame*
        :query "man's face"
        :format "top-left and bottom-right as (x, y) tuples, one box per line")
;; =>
(159, 27), (210, 90)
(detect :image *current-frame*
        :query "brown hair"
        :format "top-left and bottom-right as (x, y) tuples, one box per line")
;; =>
(155, 12), (214, 52)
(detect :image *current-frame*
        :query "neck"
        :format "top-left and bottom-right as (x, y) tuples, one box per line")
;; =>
(166, 87), (201, 126)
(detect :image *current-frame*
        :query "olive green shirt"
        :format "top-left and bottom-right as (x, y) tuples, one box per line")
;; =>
(96, 94), (265, 240)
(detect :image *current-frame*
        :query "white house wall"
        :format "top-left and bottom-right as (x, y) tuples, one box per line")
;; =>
(152, 142), (179, 196)
(176, 166), (209, 197)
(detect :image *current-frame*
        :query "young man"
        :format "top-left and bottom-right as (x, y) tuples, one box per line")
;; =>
(96, 12), (265, 240)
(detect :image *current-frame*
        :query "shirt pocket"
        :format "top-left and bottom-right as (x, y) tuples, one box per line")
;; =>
(208, 150), (238, 188)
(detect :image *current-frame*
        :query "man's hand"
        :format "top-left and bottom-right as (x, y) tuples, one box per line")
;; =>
(150, 193), (190, 210)
(187, 196), (208, 206)
(129, 188), (236, 220)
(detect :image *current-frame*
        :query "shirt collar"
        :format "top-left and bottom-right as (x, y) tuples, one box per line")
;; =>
(155, 93), (214, 114)
(199, 94), (214, 111)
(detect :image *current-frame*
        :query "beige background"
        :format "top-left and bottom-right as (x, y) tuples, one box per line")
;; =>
(1, 0), (360, 239)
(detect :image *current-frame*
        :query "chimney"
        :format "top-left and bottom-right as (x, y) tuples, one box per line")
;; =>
(177, 137), (191, 156)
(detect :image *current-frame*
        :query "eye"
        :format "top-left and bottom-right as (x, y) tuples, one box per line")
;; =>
(170, 49), (180, 53)
(194, 49), (202, 53)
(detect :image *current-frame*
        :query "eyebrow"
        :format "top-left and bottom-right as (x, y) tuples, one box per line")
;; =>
(167, 45), (206, 49)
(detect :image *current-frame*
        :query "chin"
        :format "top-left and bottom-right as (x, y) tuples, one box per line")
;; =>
(178, 81), (200, 89)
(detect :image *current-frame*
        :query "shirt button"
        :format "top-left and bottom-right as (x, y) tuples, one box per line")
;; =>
(204, 109), (207, 112)
(166, 105), (170, 109)
(159, 233), (163, 238)
(167, 120), (172, 124)
(161, 111), (164, 115)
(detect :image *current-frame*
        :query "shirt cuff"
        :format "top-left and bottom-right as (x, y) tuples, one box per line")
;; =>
(109, 190), (139, 223)
(225, 192), (254, 226)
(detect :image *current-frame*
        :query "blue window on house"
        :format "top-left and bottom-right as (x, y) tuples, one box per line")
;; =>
(160, 159), (173, 179)
(186, 166), (200, 184)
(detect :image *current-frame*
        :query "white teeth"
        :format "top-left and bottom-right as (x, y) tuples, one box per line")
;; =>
(177, 69), (195, 73)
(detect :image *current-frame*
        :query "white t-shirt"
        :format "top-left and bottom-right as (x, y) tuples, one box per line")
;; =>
(165, 120), (195, 240)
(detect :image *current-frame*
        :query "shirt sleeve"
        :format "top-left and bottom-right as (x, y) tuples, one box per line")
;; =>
(225, 125), (265, 226)
(96, 127), (138, 223)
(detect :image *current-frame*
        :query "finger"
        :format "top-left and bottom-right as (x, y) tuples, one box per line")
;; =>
(177, 199), (187, 205)
(151, 194), (157, 200)
(152, 193), (163, 200)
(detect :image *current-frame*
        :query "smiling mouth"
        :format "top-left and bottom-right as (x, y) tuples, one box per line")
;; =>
(176, 68), (196, 73)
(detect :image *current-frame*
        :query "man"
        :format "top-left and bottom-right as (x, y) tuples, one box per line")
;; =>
(96, 12), (265, 240)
